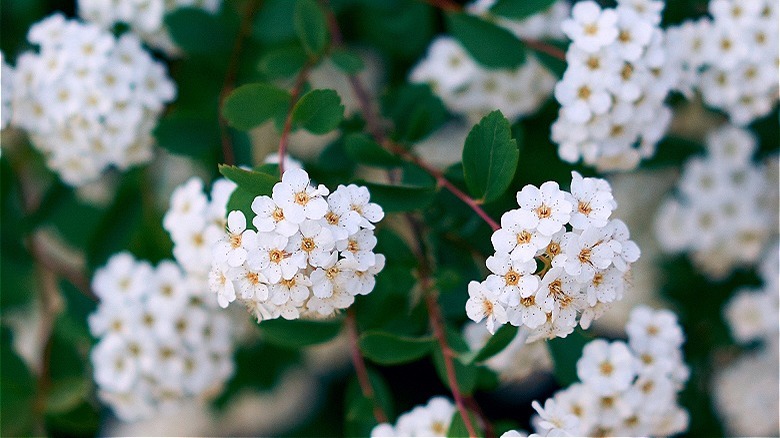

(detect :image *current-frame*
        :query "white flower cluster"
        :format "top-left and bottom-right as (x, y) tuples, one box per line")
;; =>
(502, 306), (690, 437)
(78, 0), (222, 56)
(89, 253), (235, 421)
(409, 1), (569, 123)
(666, 0), (778, 125)
(463, 321), (553, 382)
(163, 177), (237, 279)
(655, 124), (779, 279)
(466, 172), (640, 340)
(9, 14), (175, 186)
(551, 0), (673, 171)
(1, 53), (12, 130)
(714, 243), (779, 436)
(371, 396), (456, 437)
(208, 168), (385, 321)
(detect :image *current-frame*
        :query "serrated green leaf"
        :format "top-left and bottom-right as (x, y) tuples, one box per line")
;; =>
(218, 165), (278, 195)
(359, 331), (435, 365)
(490, 0), (558, 19)
(461, 324), (519, 365)
(45, 377), (91, 414)
(331, 49), (365, 74)
(344, 133), (403, 167)
(462, 110), (519, 203)
(353, 180), (436, 213)
(548, 329), (590, 386)
(260, 318), (343, 348)
(292, 89), (345, 134)
(294, 0), (329, 58)
(446, 12), (526, 69)
(258, 45), (308, 79)
(221, 83), (291, 131)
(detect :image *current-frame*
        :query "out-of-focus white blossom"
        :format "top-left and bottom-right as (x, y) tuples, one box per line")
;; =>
(371, 396), (456, 437)
(410, 1), (569, 123)
(78, 0), (222, 56)
(655, 124), (778, 278)
(463, 322), (553, 382)
(89, 252), (235, 421)
(666, 0), (778, 125)
(10, 14), (175, 185)
(467, 172), (639, 340)
(504, 305), (690, 437)
(552, 0), (674, 171)
(1, 52), (12, 130)
(209, 169), (385, 321)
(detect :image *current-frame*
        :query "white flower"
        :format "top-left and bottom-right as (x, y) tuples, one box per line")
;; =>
(554, 71), (612, 123)
(336, 229), (378, 270)
(92, 252), (154, 303)
(566, 171), (616, 229)
(491, 208), (551, 262)
(577, 340), (637, 395)
(516, 181), (573, 236)
(286, 220), (336, 267)
(272, 168), (329, 224)
(214, 211), (254, 267)
(251, 195), (299, 237)
(531, 398), (580, 435)
(208, 263), (236, 308)
(562, 1), (618, 53)
(558, 226), (617, 280)
(231, 265), (270, 301)
(376, 396), (456, 437)
(246, 232), (304, 282)
(466, 280), (508, 334)
(485, 254), (539, 305)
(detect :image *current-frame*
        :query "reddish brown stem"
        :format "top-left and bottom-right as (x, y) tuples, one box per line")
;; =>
(346, 310), (389, 424)
(278, 63), (313, 175)
(323, 4), (500, 232)
(425, 292), (479, 438)
(421, 0), (463, 12)
(523, 38), (567, 61)
(218, 0), (263, 166)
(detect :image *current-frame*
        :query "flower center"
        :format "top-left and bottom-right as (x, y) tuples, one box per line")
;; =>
(301, 237), (316, 252)
(504, 270), (520, 286)
(326, 266), (340, 279)
(246, 272), (261, 285)
(325, 211), (340, 225)
(482, 298), (494, 314)
(599, 361), (614, 376)
(583, 23), (598, 35)
(547, 242), (561, 256)
(578, 248), (592, 264)
(230, 233), (242, 249)
(280, 277), (296, 288)
(536, 204), (552, 219)
(520, 295), (536, 307)
(161, 284), (173, 296)
(646, 325), (659, 336)
(577, 85), (592, 100)
(272, 207), (285, 222)
(269, 249), (284, 263)
(516, 230), (532, 245)
(578, 201), (592, 215)
(347, 240), (359, 253)
(592, 273), (604, 286)
(618, 29), (632, 43)
(294, 191), (310, 205)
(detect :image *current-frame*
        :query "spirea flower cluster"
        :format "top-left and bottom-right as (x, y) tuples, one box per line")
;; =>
(463, 321), (553, 382)
(655, 124), (779, 278)
(89, 253), (235, 421)
(1, 53), (12, 130)
(78, 0), (222, 56)
(163, 177), (237, 279)
(714, 242), (779, 436)
(209, 168), (385, 321)
(371, 396), (456, 437)
(551, 0), (673, 171)
(666, 0), (778, 125)
(9, 14), (175, 185)
(503, 306), (690, 437)
(409, 1), (569, 123)
(466, 172), (640, 340)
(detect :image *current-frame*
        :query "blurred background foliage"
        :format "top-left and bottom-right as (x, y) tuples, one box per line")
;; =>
(0, 0), (777, 436)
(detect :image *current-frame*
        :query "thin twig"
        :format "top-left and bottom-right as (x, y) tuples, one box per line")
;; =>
(218, 0), (263, 166)
(466, 395), (496, 438)
(277, 63), (313, 175)
(346, 309), (389, 424)
(323, 4), (500, 232)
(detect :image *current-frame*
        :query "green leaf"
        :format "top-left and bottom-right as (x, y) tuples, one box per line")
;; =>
(344, 133), (403, 167)
(258, 45), (308, 79)
(359, 331), (435, 365)
(218, 165), (278, 195)
(461, 324), (519, 365)
(221, 83), (291, 131)
(344, 368), (394, 436)
(45, 377), (91, 414)
(260, 318), (343, 348)
(462, 110), (519, 203)
(447, 410), (483, 438)
(354, 180), (436, 213)
(547, 329), (590, 386)
(382, 84), (448, 143)
(446, 12), (526, 69)
(489, 0), (558, 19)
(294, 0), (329, 58)
(292, 89), (345, 134)
(154, 113), (220, 158)
(331, 49), (365, 74)
(226, 187), (257, 228)
(165, 7), (235, 55)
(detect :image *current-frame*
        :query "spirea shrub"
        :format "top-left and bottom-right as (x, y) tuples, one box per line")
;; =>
(0, 0), (777, 436)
